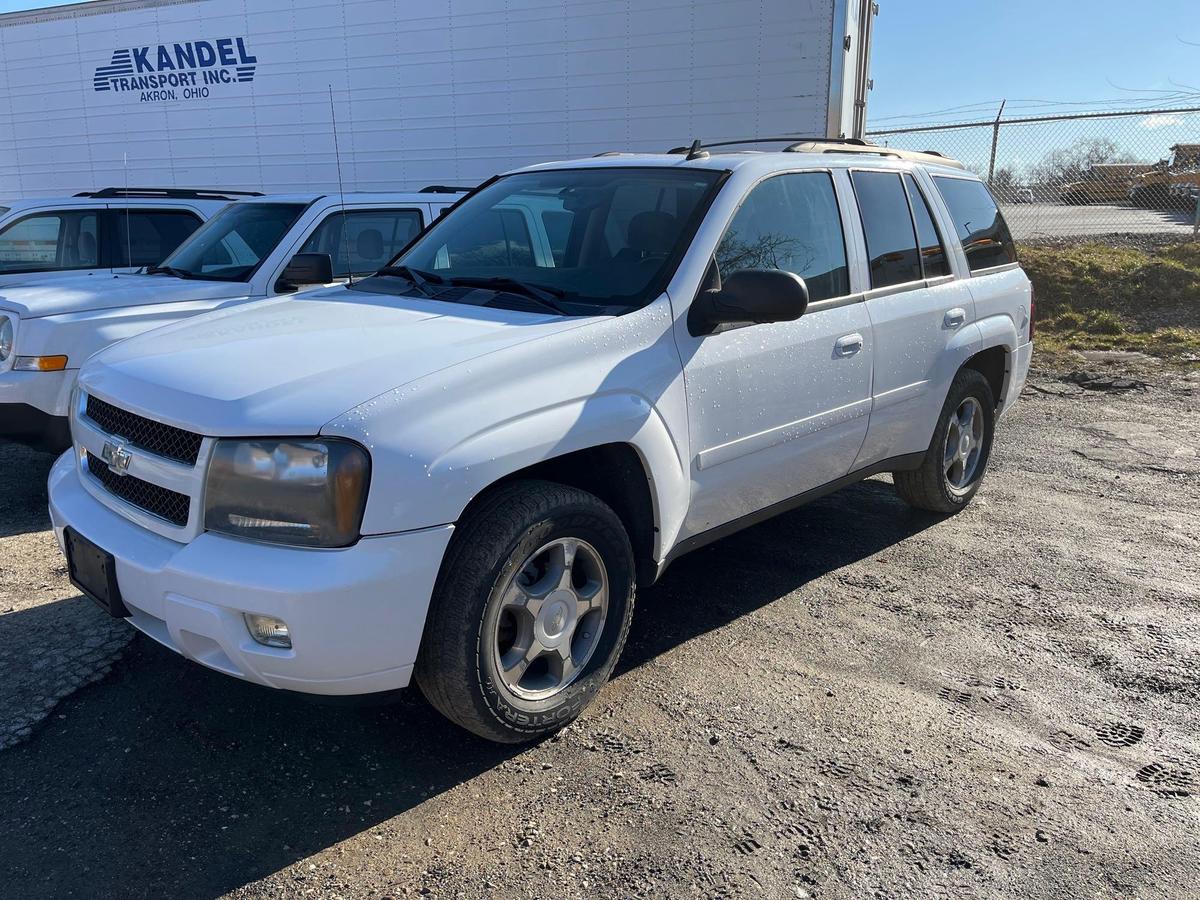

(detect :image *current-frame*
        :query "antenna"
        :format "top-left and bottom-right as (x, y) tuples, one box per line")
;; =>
(328, 84), (353, 285)
(123, 152), (133, 272)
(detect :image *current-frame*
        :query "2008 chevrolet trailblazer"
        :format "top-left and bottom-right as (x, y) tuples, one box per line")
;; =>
(49, 141), (1032, 742)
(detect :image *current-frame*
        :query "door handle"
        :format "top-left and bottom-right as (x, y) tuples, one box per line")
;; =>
(944, 307), (967, 328)
(835, 333), (864, 356)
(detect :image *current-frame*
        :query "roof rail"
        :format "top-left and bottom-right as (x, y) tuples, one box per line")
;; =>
(783, 141), (966, 169)
(419, 184), (474, 194)
(73, 187), (263, 200)
(667, 137), (871, 154)
(663, 137), (965, 169)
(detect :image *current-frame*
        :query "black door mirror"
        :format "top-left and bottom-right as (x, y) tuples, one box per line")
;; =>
(689, 269), (810, 336)
(277, 252), (334, 291)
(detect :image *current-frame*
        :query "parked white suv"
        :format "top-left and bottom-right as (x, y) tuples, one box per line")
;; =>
(0, 187), (256, 287)
(1, 189), (462, 447)
(49, 143), (1033, 742)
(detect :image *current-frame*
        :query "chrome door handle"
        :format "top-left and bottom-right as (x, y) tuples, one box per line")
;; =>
(944, 307), (967, 328)
(835, 333), (864, 356)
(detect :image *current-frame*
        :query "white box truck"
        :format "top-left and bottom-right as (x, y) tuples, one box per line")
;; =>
(0, 0), (877, 197)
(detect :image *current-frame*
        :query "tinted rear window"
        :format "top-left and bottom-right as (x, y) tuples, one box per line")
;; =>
(850, 171), (922, 289)
(932, 177), (1017, 273)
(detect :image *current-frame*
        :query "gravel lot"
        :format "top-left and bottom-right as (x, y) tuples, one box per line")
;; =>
(1, 367), (1199, 899)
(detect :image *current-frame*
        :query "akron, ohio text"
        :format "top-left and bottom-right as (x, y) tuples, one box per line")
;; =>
(93, 37), (258, 102)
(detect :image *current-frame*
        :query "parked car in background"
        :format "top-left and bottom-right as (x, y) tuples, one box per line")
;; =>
(49, 142), (1032, 743)
(0, 188), (256, 287)
(1130, 145), (1200, 209)
(1058, 164), (1155, 205)
(0, 188), (463, 448)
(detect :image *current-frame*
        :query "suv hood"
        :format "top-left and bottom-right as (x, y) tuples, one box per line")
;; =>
(0, 273), (245, 319)
(80, 287), (596, 436)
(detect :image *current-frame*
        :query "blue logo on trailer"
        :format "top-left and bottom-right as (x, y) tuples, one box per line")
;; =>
(93, 37), (258, 102)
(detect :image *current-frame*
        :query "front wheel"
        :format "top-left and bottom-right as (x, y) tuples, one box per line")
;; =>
(893, 368), (996, 513)
(415, 480), (635, 743)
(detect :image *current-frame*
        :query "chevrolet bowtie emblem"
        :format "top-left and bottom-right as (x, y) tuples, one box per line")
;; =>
(101, 440), (133, 476)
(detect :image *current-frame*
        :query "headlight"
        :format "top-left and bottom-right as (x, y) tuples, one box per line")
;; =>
(0, 316), (12, 363)
(204, 438), (370, 548)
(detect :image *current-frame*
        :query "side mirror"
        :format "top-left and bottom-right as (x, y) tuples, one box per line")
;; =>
(689, 269), (810, 336)
(278, 252), (334, 290)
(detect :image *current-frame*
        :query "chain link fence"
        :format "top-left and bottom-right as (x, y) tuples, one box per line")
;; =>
(868, 107), (1200, 241)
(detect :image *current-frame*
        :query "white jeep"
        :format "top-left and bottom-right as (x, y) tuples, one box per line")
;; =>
(49, 143), (1033, 743)
(1, 189), (462, 447)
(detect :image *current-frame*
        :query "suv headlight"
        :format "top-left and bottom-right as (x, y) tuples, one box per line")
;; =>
(203, 438), (370, 548)
(0, 316), (12, 363)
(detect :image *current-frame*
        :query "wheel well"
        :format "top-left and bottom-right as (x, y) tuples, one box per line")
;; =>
(963, 345), (1008, 410)
(469, 444), (658, 586)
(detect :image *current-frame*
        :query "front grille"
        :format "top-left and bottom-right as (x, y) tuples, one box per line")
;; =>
(86, 451), (190, 526)
(85, 395), (203, 465)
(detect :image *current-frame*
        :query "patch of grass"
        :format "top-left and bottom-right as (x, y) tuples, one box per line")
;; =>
(1019, 240), (1200, 365)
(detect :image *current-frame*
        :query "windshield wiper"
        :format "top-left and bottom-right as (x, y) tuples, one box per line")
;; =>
(443, 276), (570, 315)
(144, 264), (196, 279)
(375, 265), (443, 297)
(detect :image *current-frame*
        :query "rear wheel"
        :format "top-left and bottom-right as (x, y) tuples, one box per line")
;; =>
(893, 368), (996, 514)
(415, 480), (635, 743)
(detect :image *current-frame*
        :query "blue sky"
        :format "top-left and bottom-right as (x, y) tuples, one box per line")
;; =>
(869, 0), (1199, 124)
(3, 0), (1196, 128)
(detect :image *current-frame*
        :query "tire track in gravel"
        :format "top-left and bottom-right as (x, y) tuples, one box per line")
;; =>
(0, 441), (134, 750)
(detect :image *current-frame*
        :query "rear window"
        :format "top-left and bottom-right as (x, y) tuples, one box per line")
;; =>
(114, 210), (203, 267)
(932, 177), (1017, 273)
(850, 171), (922, 289)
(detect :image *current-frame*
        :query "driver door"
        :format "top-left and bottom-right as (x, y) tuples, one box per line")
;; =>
(674, 170), (874, 539)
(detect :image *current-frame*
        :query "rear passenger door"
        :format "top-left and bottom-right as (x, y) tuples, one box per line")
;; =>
(677, 170), (874, 538)
(851, 169), (979, 470)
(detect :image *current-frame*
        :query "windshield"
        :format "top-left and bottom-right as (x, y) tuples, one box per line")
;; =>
(355, 167), (723, 312)
(156, 202), (306, 281)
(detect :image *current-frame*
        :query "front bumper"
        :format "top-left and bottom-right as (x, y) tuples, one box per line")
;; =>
(48, 451), (454, 695)
(0, 368), (75, 448)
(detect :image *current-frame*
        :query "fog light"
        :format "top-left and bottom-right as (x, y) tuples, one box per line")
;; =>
(244, 613), (292, 648)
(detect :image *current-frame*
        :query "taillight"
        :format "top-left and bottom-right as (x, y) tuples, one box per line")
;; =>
(1028, 285), (1036, 342)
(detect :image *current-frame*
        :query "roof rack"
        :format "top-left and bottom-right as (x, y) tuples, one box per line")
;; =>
(419, 184), (474, 194)
(73, 187), (263, 200)
(666, 137), (965, 169)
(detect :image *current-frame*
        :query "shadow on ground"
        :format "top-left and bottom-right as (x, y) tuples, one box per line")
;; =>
(0, 477), (938, 899)
(0, 440), (57, 539)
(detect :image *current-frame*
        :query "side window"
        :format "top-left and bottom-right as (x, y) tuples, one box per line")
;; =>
(303, 209), (424, 277)
(932, 177), (1017, 273)
(715, 172), (850, 302)
(902, 174), (951, 278)
(113, 210), (203, 267)
(850, 171), (922, 289)
(438, 208), (534, 269)
(0, 210), (99, 272)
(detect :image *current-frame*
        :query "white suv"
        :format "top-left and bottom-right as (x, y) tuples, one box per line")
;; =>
(1, 189), (462, 447)
(48, 143), (1033, 743)
(0, 187), (256, 287)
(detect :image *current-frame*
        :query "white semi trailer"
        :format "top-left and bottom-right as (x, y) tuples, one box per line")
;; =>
(0, 0), (877, 197)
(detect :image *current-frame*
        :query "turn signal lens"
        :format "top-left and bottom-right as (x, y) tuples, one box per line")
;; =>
(244, 613), (292, 649)
(13, 355), (68, 372)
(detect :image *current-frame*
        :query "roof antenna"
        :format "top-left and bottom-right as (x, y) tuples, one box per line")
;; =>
(328, 84), (354, 285)
(685, 139), (709, 161)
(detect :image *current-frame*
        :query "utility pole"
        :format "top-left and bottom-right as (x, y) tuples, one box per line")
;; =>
(987, 99), (1007, 186)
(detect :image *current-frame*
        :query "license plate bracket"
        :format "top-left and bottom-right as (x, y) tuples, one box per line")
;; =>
(64, 527), (130, 618)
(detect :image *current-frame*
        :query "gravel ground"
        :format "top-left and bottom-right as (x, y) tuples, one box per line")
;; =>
(1, 366), (1199, 899)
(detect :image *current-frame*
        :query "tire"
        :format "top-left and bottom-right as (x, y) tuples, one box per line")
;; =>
(415, 479), (636, 743)
(893, 368), (996, 514)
